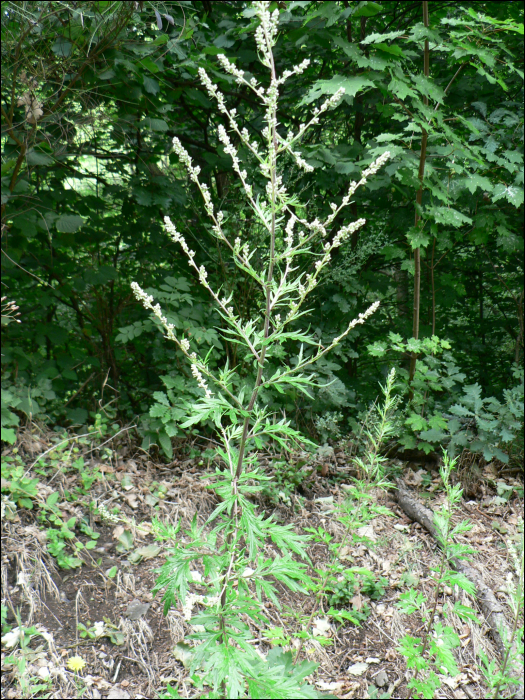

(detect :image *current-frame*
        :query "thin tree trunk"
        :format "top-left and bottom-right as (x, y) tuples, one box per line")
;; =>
(515, 290), (523, 365)
(408, 1), (429, 393)
(431, 238), (436, 336)
(480, 268), (485, 346)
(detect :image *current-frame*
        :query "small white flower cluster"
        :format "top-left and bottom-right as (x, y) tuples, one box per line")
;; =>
(284, 215), (296, 247)
(259, 159), (271, 179)
(285, 210), (380, 321)
(233, 236), (253, 266)
(1, 297), (21, 324)
(266, 173), (287, 201)
(182, 592), (220, 621)
(293, 151), (314, 173)
(217, 124), (238, 166)
(332, 218), (366, 248)
(191, 362), (213, 399)
(171, 133), (229, 244)
(275, 87), (346, 173)
(198, 265), (208, 286)
(328, 301), (381, 348)
(327, 152), (391, 224)
(98, 503), (121, 524)
(164, 218), (239, 322)
(288, 271), (318, 319)
(275, 130), (313, 172)
(217, 53), (245, 85)
(217, 124), (254, 198)
(164, 215), (196, 263)
(131, 281), (176, 339)
(199, 66), (227, 111)
(276, 58), (310, 86)
(305, 272), (317, 292)
(132, 280), (217, 398)
(211, 210), (226, 240)
(240, 126), (261, 156)
(349, 299), (381, 328)
(362, 150), (391, 178)
(309, 218), (328, 238)
(199, 67), (263, 164)
(313, 87), (346, 118)
(282, 151), (392, 258)
(254, 1), (280, 68)
(172, 137), (214, 217)
(263, 84), (279, 132)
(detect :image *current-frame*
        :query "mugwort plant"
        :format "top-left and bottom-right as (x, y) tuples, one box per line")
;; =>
(131, 2), (390, 696)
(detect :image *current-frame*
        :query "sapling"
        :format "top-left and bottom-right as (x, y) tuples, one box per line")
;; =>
(131, 2), (390, 696)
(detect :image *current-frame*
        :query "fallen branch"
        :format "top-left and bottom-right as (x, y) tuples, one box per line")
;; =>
(393, 477), (524, 699)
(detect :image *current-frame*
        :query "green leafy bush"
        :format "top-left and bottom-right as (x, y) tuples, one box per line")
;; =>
(261, 458), (310, 507)
(1, 378), (56, 444)
(314, 411), (344, 444)
(368, 335), (524, 461)
(1, 455), (39, 510)
(327, 570), (387, 607)
(140, 374), (200, 459)
(447, 365), (524, 463)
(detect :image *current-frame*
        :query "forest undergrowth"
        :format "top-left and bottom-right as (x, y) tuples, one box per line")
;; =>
(1, 377), (523, 699)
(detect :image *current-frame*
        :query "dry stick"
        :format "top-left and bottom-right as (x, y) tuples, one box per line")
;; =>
(24, 430), (96, 478)
(62, 371), (96, 408)
(393, 477), (524, 699)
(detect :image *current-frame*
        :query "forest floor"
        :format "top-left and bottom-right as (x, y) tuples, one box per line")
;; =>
(1, 424), (523, 699)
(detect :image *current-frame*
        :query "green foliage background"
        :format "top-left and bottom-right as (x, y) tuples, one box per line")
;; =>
(2, 0), (523, 461)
